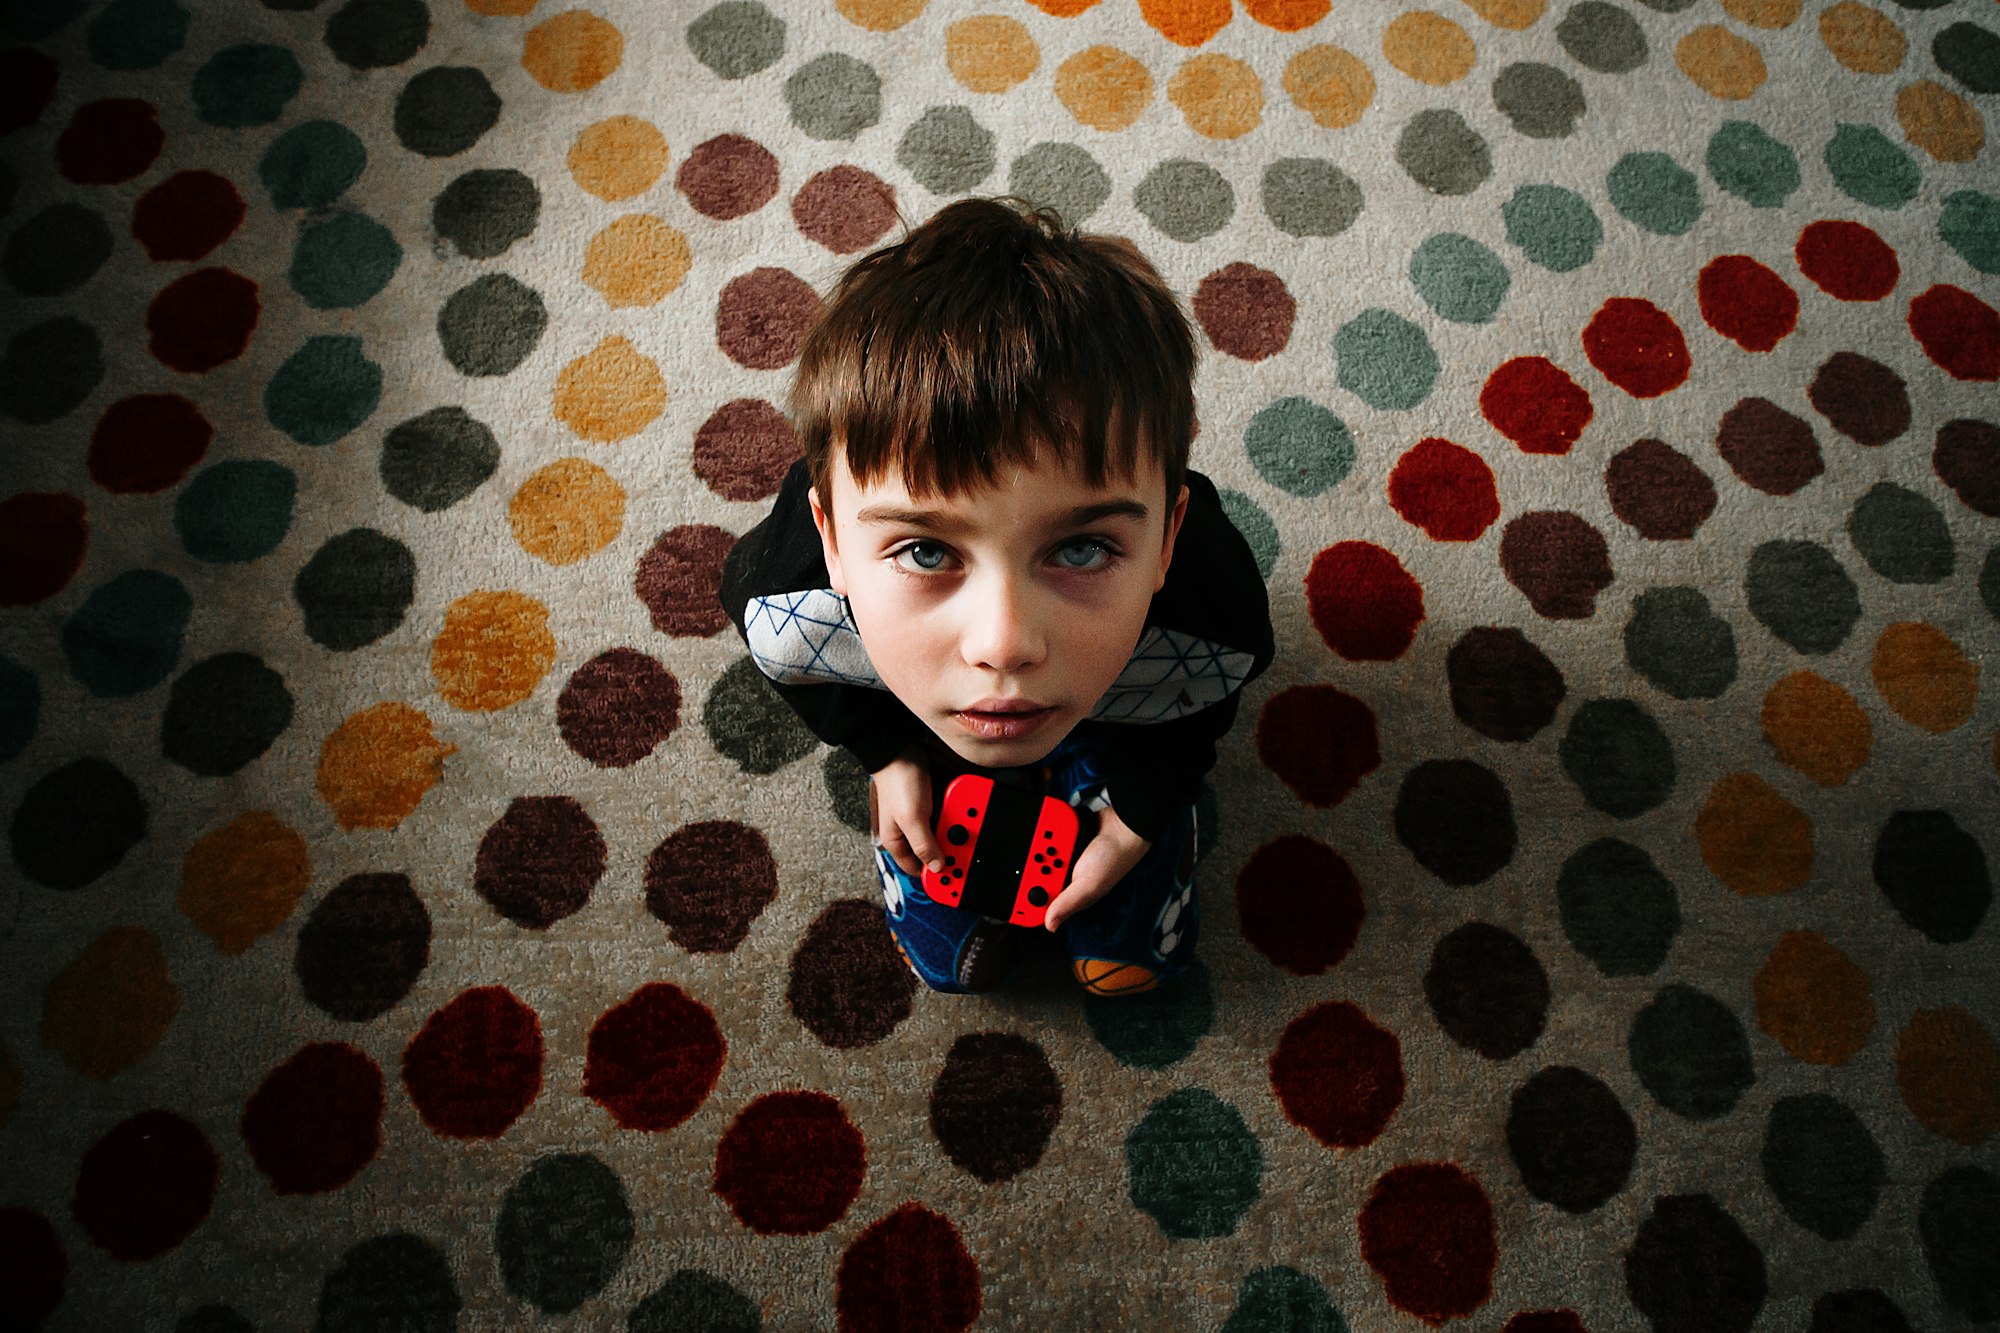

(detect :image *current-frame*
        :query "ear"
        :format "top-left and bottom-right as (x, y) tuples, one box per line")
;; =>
(807, 483), (848, 597)
(1153, 484), (1190, 593)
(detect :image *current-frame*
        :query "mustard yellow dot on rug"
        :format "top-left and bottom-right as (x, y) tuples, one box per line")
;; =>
(1897, 1006), (2000, 1146)
(1384, 12), (1476, 85)
(1696, 771), (1813, 896)
(1459, 0), (1546, 33)
(1760, 670), (1871, 787)
(583, 215), (690, 308)
(1284, 45), (1375, 129)
(522, 10), (622, 92)
(1170, 55), (1263, 139)
(1753, 930), (1875, 1065)
(1872, 621), (1977, 733)
(179, 810), (312, 955)
(433, 591), (556, 711)
(1898, 80), (1984, 162)
(569, 116), (668, 202)
(1678, 25), (1766, 100)
(1056, 46), (1151, 130)
(317, 701), (455, 830)
(838, 0), (925, 31)
(1818, 1), (1904, 72)
(1721, 0), (1801, 31)
(554, 336), (666, 442)
(465, 0), (536, 14)
(41, 927), (179, 1079)
(511, 458), (625, 566)
(946, 16), (1038, 94)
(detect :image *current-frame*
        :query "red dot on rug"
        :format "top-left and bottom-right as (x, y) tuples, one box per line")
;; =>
(1255, 685), (1381, 808)
(583, 981), (727, 1133)
(70, 1109), (219, 1261)
(146, 267), (260, 373)
(88, 394), (212, 494)
(132, 169), (246, 262)
(713, 1090), (866, 1235)
(1479, 356), (1593, 455)
(1388, 438), (1499, 541)
(0, 491), (87, 607)
(1698, 254), (1798, 353)
(401, 986), (544, 1140)
(1795, 220), (1898, 302)
(1358, 1161), (1498, 1323)
(1236, 835), (1365, 976)
(1908, 284), (2000, 382)
(1582, 297), (1690, 398)
(1304, 541), (1425, 661)
(240, 1042), (384, 1196)
(56, 98), (163, 185)
(1270, 1000), (1404, 1148)
(836, 1202), (982, 1333)
(0, 1207), (66, 1328)
(0, 47), (59, 135)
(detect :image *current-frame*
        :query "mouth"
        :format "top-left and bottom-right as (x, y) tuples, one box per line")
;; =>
(952, 704), (1057, 740)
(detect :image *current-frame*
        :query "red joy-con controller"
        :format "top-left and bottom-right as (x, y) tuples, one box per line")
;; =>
(923, 773), (1083, 928)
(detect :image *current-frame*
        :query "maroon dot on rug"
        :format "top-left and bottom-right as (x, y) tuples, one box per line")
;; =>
(294, 872), (431, 1023)
(1480, 356), (1593, 455)
(1388, 437), (1500, 541)
(644, 819), (777, 953)
(1795, 219), (1898, 302)
(1697, 254), (1798, 353)
(1498, 511), (1612, 619)
(474, 795), (607, 929)
(1933, 417), (2000, 517)
(1908, 284), (2000, 383)
(0, 491), (87, 607)
(1304, 540), (1425, 661)
(1715, 396), (1822, 497)
(0, 1207), (66, 1327)
(88, 393), (213, 494)
(70, 1109), (218, 1261)
(787, 899), (917, 1049)
(56, 98), (163, 185)
(146, 267), (260, 373)
(1194, 261), (1294, 361)
(582, 981), (727, 1133)
(1255, 684), (1381, 808)
(928, 1031), (1063, 1183)
(713, 1090), (866, 1233)
(1604, 439), (1715, 541)
(239, 1042), (384, 1196)
(1269, 1000), (1404, 1149)
(636, 523), (738, 635)
(132, 169), (246, 262)
(1806, 351), (1908, 447)
(1583, 297), (1691, 399)
(1235, 835), (1364, 976)
(1502, 1310), (1589, 1333)
(1358, 1161), (1498, 1323)
(836, 1202), (982, 1333)
(792, 165), (898, 254)
(692, 397), (800, 503)
(676, 133), (780, 221)
(556, 647), (681, 768)
(401, 986), (543, 1140)
(1446, 625), (1566, 742)
(716, 267), (820, 370)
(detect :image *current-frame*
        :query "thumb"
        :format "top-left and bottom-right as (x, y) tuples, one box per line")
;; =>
(902, 812), (944, 875)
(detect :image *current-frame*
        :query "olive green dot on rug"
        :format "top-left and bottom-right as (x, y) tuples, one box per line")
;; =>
(688, 1), (786, 81)
(784, 54), (880, 141)
(379, 406), (499, 513)
(1262, 158), (1363, 238)
(1008, 141), (1109, 226)
(495, 1152), (634, 1315)
(1136, 159), (1234, 242)
(704, 657), (822, 775)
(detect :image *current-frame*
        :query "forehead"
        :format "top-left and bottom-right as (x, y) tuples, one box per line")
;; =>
(832, 448), (1162, 524)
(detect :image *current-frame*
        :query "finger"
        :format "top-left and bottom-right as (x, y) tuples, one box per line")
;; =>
(879, 827), (924, 879)
(900, 815), (945, 876)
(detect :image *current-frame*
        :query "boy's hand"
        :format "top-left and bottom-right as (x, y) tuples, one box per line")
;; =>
(868, 745), (945, 880)
(1043, 803), (1151, 932)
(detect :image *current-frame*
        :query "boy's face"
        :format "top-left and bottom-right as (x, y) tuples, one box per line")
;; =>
(809, 445), (1190, 770)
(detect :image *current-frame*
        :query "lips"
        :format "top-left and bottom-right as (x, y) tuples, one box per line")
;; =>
(953, 701), (1057, 740)
(962, 697), (1052, 714)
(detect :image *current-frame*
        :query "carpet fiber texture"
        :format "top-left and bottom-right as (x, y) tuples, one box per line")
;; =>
(1, 0), (1998, 1328)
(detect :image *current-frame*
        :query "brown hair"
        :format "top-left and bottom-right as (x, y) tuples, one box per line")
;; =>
(791, 196), (1196, 540)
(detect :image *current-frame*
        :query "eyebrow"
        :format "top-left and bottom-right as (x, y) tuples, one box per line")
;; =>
(853, 499), (1151, 532)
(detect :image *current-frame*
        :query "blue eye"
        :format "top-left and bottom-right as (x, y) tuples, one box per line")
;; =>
(893, 541), (950, 573)
(1056, 539), (1117, 571)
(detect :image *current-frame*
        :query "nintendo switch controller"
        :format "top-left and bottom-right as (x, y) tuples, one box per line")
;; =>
(922, 773), (1083, 928)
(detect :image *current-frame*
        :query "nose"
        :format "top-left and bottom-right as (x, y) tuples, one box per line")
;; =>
(960, 566), (1046, 674)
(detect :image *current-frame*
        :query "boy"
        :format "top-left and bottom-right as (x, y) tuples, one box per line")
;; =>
(718, 197), (1273, 996)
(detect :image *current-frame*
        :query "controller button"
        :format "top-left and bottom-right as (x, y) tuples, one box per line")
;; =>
(945, 855), (956, 865)
(1033, 851), (1044, 862)
(1027, 887), (1049, 907)
(1043, 830), (1053, 838)
(946, 825), (969, 845)
(1051, 858), (1063, 868)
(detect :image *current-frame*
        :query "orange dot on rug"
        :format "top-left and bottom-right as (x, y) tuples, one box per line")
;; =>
(317, 701), (455, 830)
(179, 811), (312, 955)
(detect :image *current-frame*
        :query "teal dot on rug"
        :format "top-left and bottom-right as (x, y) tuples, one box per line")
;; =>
(161, 652), (294, 777)
(1261, 158), (1363, 238)
(1984, 545), (2000, 623)
(60, 569), (193, 697)
(1557, 1), (1648, 73)
(174, 460), (297, 563)
(1559, 698), (1676, 818)
(1126, 1087), (1262, 1240)
(1492, 61), (1586, 138)
(266, 335), (382, 446)
(1085, 960), (1213, 1069)
(1623, 586), (1738, 700)
(191, 43), (304, 128)
(0, 316), (104, 425)
(1135, 158), (1234, 242)
(0, 0), (88, 39)
(1245, 396), (1354, 498)
(1627, 982), (1755, 1120)
(1409, 232), (1510, 324)
(628, 1268), (763, 1333)
(783, 53), (880, 142)
(1501, 183), (1601, 272)
(261, 120), (367, 209)
(1940, 190), (2000, 275)
(1218, 488), (1279, 580)
(86, 0), (189, 70)
(0, 654), (41, 763)
(1395, 108), (1490, 196)
(1557, 837), (1681, 977)
(4, 202), (113, 297)
(898, 106), (995, 196)
(1761, 1093), (1885, 1240)
(704, 656), (821, 775)
(1334, 309), (1438, 410)
(291, 213), (401, 309)
(1824, 124), (1919, 210)
(1932, 21), (2000, 95)
(1745, 539), (1862, 655)
(687, 1), (785, 81)
(495, 1152), (635, 1315)
(1848, 482), (1954, 584)
(1607, 151), (1702, 235)
(1707, 121), (1799, 208)
(1008, 142), (1109, 226)
(315, 1233), (462, 1333)
(1222, 1266), (1350, 1333)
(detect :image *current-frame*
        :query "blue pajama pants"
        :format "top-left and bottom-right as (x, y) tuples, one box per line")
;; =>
(870, 731), (1199, 996)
